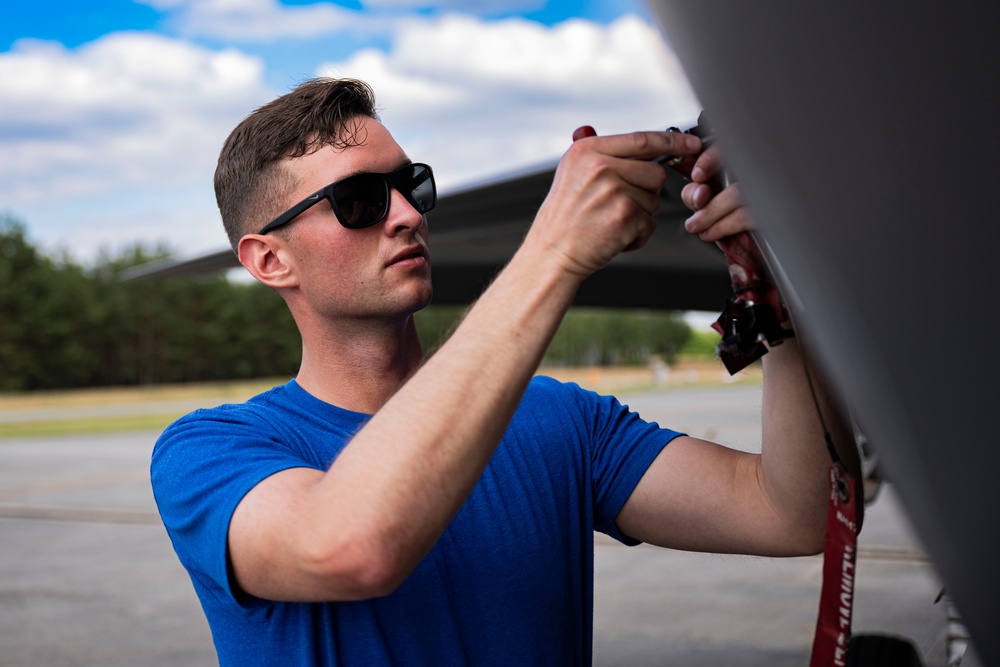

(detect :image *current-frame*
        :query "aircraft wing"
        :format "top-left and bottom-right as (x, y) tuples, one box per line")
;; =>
(123, 162), (731, 312)
(648, 2), (1000, 663)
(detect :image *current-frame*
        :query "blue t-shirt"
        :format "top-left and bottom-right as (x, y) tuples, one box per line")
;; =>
(151, 376), (680, 666)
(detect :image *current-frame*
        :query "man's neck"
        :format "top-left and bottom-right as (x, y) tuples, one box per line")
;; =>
(294, 315), (425, 414)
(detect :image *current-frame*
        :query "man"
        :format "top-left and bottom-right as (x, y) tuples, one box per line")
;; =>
(152, 78), (858, 665)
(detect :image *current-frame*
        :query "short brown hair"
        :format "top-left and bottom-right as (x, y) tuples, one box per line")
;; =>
(214, 78), (380, 250)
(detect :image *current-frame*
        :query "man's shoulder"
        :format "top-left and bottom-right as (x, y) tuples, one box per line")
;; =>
(525, 374), (604, 406)
(160, 381), (293, 434)
(527, 373), (579, 394)
(512, 375), (616, 430)
(152, 378), (366, 471)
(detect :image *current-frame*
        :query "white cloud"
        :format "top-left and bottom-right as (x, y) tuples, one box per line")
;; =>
(142, 0), (545, 42)
(0, 32), (273, 259)
(0, 12), (701, 263)
(1, 33), (269, 201)
(147, 0), (365, 41)
(317, 14), (701, 189)
(359, 0), (544, 12)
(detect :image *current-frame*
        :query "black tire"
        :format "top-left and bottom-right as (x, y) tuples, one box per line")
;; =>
(847, 634), (924, 667)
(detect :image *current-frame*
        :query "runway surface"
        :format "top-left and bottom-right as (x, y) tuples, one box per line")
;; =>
(0, 384), (949, 666)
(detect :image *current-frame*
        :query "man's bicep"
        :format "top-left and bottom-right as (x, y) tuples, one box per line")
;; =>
(227, 466), (334, 602)
(615, 435), (793, 556)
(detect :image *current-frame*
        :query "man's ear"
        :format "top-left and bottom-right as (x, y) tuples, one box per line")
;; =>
(237, 234), (298, 289)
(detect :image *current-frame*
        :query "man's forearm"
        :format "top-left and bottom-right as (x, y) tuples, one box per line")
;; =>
(231, 242), (588, 603)
(230, 129), (703, 602)
(307, 130), (696, 585)
(319, 244), (583, 577)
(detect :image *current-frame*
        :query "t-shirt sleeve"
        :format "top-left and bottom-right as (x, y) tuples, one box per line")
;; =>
(569, 382), (684, 545)
(150, 405), (322, 610)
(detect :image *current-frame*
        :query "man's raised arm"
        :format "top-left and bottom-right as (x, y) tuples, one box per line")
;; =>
(616, 144), (863, 557)
(227, 130), (706, 602)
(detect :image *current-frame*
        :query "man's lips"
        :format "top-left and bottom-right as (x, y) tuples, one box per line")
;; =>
(386, 245), (429, 268)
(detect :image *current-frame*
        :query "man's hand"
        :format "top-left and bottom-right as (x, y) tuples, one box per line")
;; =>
(618, 138), (865, 556)
(679, 144), (753, 242)
(526, 130), (704, 279)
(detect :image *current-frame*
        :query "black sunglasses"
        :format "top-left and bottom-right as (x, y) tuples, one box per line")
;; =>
(258, 162), (436, 234)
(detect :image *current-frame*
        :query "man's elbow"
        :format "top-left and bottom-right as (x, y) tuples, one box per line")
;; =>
(775, 507), (827, 557)
(786, 493), (865, 558)
(301, 532), (413, 601)
(798, 475), (866, 557)
(797, 527), (826, 557)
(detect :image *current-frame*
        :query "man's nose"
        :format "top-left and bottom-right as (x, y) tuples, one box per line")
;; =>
(384, 187), (425, 235)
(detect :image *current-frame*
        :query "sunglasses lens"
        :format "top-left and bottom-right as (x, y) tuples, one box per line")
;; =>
(404, 165), (436, 213)
(329, 164), (436, 229)
(333, 174), (389, 228)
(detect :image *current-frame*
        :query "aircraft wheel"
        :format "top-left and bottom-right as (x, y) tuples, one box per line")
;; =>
(847, 634), (924, 666)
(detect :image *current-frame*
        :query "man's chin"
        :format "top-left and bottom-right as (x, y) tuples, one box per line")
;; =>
(414, 287), (433, 313)
(398, 275), (433, 314)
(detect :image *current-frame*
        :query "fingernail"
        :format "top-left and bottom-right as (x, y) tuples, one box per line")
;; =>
(685, 135), (701, 151)
(684, 216), (697, 231)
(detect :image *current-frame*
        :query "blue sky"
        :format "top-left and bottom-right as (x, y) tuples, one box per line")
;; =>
(2, 0), (700, 263)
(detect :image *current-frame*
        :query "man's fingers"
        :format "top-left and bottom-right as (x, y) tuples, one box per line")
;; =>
(675, 141), (756, 244)
(696, 209), (754, 243)
(575, 130), (702, 162)
(683, 183), (751, 238)
(681, 182), (714, 212)
(623, 217), (657, 253)
(627, 181), (665, 218)
(561, 140), (671, 202)
(690, 145), (725, 184)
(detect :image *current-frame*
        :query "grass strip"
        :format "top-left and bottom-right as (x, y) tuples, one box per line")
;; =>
(0, 364), (760, 439)
(0, 413), (187, 439)
(0, 378), (286, 410)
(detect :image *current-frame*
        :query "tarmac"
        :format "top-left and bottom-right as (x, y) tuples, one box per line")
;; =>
(0, 383), (951, 666)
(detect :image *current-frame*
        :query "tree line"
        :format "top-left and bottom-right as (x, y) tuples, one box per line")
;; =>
(0, 217), (694, 392)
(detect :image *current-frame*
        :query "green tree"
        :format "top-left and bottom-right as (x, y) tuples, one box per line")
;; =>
(0, 219), (305, 390)
(0, 218), (45, 390)
(679, 328), (720, 359)
(543, 308), (691, 367)
(0, 218), (695, 391)
(413, 305), (468, 355)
